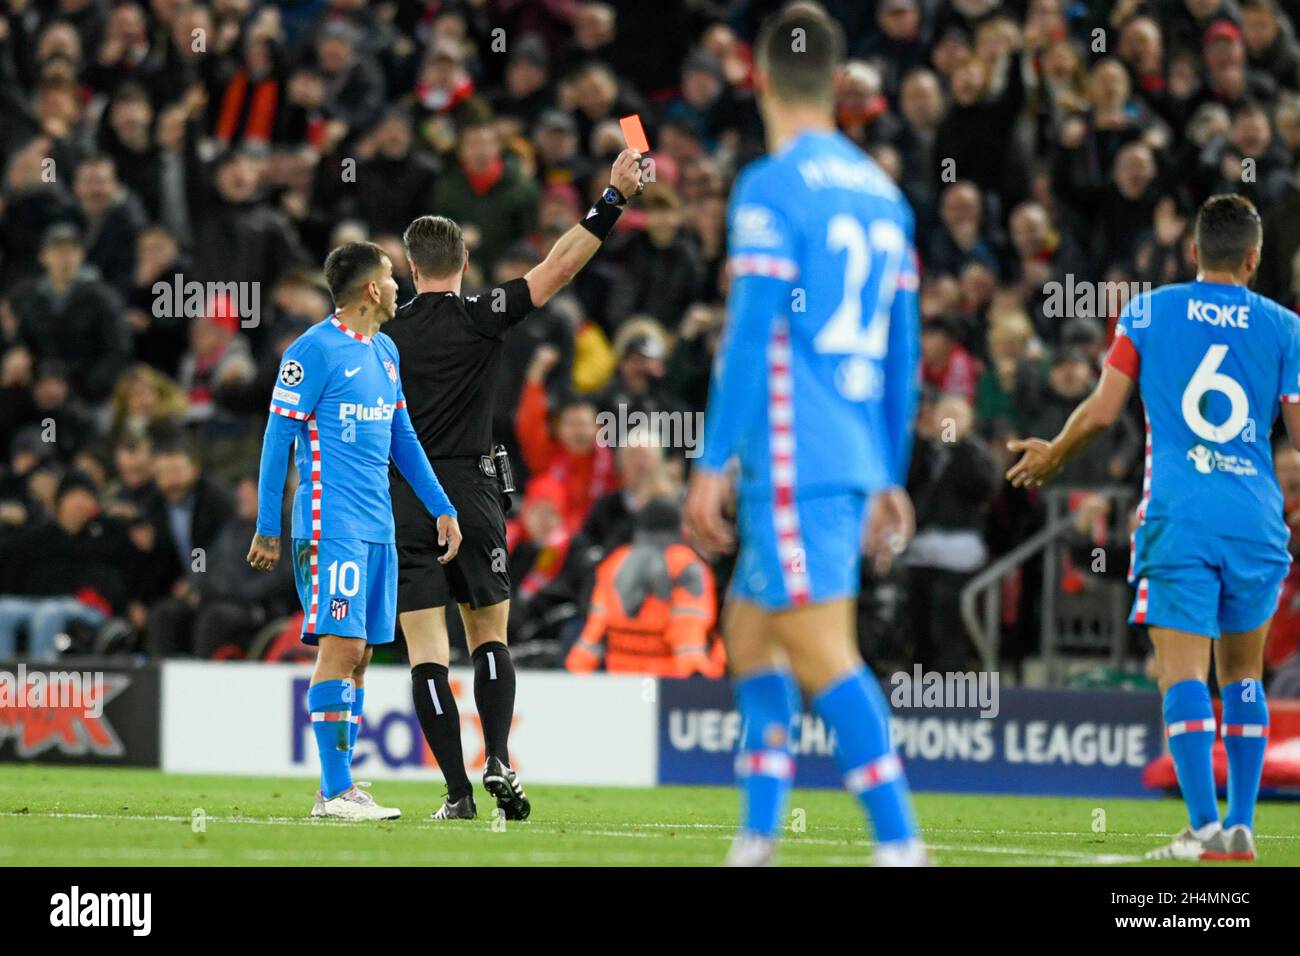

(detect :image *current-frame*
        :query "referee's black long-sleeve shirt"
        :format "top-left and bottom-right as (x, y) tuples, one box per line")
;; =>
(384, 277), (535, 458)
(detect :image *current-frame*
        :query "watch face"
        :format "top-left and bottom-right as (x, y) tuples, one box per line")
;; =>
(603, 187), (620, 204)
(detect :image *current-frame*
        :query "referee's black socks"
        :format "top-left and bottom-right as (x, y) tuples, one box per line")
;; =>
(471, 641), (517, 765)
(411, 662), (472, 801)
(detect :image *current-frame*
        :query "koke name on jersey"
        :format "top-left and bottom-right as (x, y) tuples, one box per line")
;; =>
(1187, 298), (1249, 328)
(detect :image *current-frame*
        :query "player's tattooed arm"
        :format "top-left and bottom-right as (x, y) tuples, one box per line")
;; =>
(247, 533), (281, 572)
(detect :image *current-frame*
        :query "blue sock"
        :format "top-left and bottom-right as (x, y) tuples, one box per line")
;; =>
(1162, 679), (1219, 830)
(813, 669), (918, 845)
(346, 687), (365, 771)
(733, 670), (799, 839)
(308, 679), (354, 799)
(1221, 679), (1268, 830)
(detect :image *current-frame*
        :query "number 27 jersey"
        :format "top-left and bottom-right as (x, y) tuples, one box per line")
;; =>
(1106, 280), (1300, 553)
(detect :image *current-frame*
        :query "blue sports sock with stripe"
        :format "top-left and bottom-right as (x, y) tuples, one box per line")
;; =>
(1162, 679), (1219, 830)
(308, 679), (354, 799)
(733, 670), (799, 839)
(813, 668), (918, 846)
(346, 687), (365, 770)
(1221, 679), (1268, 830)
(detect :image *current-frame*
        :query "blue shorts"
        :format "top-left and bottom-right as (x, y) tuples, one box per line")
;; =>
(1129, 519), (1289, 638)
(291, 538), (397, 645)
(730, 492), (867, 611)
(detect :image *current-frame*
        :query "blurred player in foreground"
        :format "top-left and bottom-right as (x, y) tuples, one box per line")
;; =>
(1008, 194), (1300, 861)
(685, 2), (926, 867)
(248, 242), (462, 820)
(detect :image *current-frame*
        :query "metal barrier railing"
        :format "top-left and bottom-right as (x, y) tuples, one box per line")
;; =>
(959, 486), (1136, 682)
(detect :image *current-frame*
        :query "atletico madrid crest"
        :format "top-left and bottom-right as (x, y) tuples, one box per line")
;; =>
(383, 359), (398, 383)
(330, 598), (350, 620)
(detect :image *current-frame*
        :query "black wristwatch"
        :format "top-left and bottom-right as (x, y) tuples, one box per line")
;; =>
(602, 185), (628, 207)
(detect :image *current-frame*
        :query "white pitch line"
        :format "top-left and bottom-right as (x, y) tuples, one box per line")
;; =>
(1, 811), (1291, 861)
(0, 813), (1148, 865)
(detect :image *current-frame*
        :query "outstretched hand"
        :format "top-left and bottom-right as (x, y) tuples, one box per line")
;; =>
(1005, 438), (1061, 488)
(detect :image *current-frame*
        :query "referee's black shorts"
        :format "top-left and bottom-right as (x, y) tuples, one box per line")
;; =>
(392, 457), (511, 612)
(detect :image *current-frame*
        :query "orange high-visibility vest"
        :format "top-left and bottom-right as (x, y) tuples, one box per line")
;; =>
(567, 539), (721, 678)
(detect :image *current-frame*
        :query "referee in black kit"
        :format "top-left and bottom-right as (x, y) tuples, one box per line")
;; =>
(387, 147), (645, 820)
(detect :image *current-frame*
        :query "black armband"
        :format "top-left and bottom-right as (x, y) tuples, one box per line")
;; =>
(579, 188), (626, 241)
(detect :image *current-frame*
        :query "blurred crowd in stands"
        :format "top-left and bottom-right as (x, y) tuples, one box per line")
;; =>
(2, 0), (1300, 690)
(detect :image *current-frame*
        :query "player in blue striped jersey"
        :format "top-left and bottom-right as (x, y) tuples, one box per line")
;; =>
(1008, 195), (1300, 861)
(248, 242), (462, 820)
(685, 3), (926, 866)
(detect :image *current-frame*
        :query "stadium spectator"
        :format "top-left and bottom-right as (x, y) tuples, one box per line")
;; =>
(507, 474), (574, 643)
(8, 224), (131, 404)
(921, 315), (982, 403)
(593, 319), (681, 421)
(532, 108), (594, 191)
(607, 184), (704, 332)
(72, 153), (147, 299)
(145, 435), (234, 593)
(313, 21), (385, 138)
(975, 309), (1042, 442)
(124, 224), (191, 376)
(334, 108), (440, 238)
(0, 470), (137, 660)
(933, 38), (1027, 214)
(107, 364), (188, 446)
(516, 344), (618, 533)
(1025, 347), (1141, 486)
(890, 67), (946, 222)
(145, 474), (293, 658)
(566, 496), (721, 677)
(432, 115), (540, 273)
(904, 394), (998, 671)
(926, 180), (1003, 278)
(190, 149), (311, 334)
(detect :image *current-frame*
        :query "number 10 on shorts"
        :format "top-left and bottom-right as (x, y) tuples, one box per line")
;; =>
(327, 560), (361, 596)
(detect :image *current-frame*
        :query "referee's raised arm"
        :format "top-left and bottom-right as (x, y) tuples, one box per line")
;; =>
(522, 148), (645, 306)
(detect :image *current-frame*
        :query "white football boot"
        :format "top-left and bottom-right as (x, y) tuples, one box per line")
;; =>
(311, 782), (400, 821)
(1145, 823), (1222, 861)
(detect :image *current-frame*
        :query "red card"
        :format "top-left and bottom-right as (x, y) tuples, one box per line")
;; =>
(619, 114), (650, 153)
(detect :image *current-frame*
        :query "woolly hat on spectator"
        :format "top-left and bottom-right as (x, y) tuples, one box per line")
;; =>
(10, 427), (54, 464)
(1052, 345), (1092, 368)
(319, 20), (360, 48)
(511, 34), (549, 69)
(922, 314), (960, 338)
(525, 474), (566, 512)
(1204, 20), (1243, 46)
(621, 334), (666, 361)
(41, 222), (82, 249)
(682, 49), (724, 84)
(35, 358), (69, 382)
(56, 468), (99, 502)
(535, 108), (577, 136)
(1061, 316), (1105, 347)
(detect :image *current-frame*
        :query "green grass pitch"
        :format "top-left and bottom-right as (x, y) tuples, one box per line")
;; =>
(1, 766), (1297, 866)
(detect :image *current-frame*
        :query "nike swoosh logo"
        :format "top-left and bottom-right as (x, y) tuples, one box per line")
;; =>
(344, 367), (361, 377)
